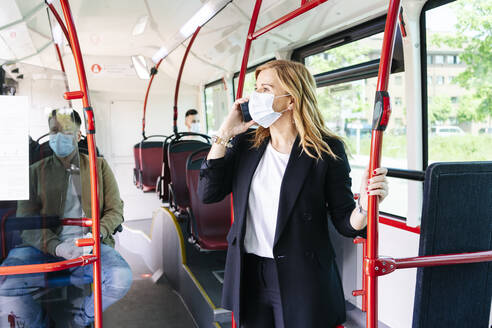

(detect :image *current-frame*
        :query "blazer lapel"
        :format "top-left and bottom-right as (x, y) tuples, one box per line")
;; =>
(234, 138), (269, 240)
(274, 136), (314, 246)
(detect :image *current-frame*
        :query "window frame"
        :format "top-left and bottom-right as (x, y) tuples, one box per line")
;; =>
(291, 15), (404, 87)
(420, 0), (455, 170)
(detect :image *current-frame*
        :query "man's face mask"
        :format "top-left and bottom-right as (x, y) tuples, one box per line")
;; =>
(248, 91), (291, 128)
(190, 122), (200, 133)
(49, 132), (76, 158)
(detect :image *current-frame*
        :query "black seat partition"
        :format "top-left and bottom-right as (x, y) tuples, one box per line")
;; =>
(412, 162), (492, 328)
(186, 147), (231, 251)
(157, 140), (171, 202)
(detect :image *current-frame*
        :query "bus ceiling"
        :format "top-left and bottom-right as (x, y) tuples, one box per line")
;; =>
(1, 0), (403, 87)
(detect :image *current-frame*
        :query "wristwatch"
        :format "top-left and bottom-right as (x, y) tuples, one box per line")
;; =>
(211, 135), (233, 148)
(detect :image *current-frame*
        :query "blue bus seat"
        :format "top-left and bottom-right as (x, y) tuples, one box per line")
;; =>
(412, 161), (492, 327)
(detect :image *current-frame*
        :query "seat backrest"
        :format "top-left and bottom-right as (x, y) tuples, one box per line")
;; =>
(412, 162), (492, 328)
(186, 148), (231, 250)
(138, 140), (164, 192)
(168, 140), (210, 210)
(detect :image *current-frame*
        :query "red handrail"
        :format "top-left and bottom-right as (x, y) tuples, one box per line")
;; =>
(173, 27), (201, 135)
(142, 59), (163, 139)
(395, 251), (492, 270)
(0, 255), (97, 275)
(378, 215), (420, 234)
(236, 0), (262, 99)
(365, 0), (401, 326)
(251, 0), (328, 40)
(59, 1), (103, 327)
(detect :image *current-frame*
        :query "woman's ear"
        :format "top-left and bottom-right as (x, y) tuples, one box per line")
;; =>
(77, 130), (82, 142)
(288, 97), (294, 110)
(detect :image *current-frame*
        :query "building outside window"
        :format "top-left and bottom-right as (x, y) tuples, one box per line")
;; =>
(434, 55), (444, 64)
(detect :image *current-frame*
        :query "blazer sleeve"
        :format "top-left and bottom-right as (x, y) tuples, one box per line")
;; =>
(197, 134), (242, 204)
(325, 138), (366, 238)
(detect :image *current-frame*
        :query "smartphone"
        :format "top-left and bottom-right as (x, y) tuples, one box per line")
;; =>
(240, 101), (252, 122)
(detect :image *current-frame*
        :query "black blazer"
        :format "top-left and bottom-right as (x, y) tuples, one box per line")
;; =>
(198, 132), (365, 328)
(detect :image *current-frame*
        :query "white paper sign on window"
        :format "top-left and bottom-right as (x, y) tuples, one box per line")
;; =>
(0, 96), (29, 200)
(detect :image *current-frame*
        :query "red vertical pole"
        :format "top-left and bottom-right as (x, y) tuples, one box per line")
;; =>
(365, 0), (401, 327)
(142, 58), (163, 139)
(59, 1), (103, 327)
(173, 26), (201, 135)
(232, 2), (262, 327)
(236, 0), (263, 99)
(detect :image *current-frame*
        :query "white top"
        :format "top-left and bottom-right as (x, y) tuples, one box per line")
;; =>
(244, 142), (290, 258)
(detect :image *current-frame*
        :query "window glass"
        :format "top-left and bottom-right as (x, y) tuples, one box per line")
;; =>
(315, 71), (407, 217)
(205, 82), (228, 135)
(304, 32), (384, 76)
(426, 0), (492, 162)
(434, 55), (444, 64)
(233, 71), (256, 99)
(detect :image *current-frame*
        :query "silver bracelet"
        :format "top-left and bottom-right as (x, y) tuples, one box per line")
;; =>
(357, 196), (367, 216)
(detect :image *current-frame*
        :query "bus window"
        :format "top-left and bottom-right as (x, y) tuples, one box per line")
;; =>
(305, 32), (384, 76)
(233, 71), (256, 99)
(302, 30), (407, 217)
(425, 0), (492, 163)
(204, 80), (228, 135)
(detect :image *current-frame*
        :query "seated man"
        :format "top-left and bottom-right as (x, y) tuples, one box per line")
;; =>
(0, 109), (132, 327)
(184, 109), (200, 133)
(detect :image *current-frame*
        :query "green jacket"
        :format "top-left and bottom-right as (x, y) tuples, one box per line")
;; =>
(17, 154), (124, 256)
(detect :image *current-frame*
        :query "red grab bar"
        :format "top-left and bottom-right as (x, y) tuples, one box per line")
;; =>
(365, 0), (401, 326)
(0, 255), (97, 275)
(173, 27), (201, 135)
(59, 0), (104, 326)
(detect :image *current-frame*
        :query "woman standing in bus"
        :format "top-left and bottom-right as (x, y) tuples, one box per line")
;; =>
(198, 60), (388, 328)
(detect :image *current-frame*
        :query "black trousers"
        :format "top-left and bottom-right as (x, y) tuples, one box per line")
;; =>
(241, 253), (285, 328)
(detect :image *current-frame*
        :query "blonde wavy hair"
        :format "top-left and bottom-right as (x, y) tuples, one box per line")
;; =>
(251, 59), (345, 159)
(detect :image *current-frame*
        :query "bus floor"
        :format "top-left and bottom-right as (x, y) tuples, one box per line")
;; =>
(103, 218), (196, 328)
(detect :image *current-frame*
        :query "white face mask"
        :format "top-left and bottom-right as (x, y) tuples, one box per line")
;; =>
(249, 91), (291, 128)
(190, 122), (200, 133)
